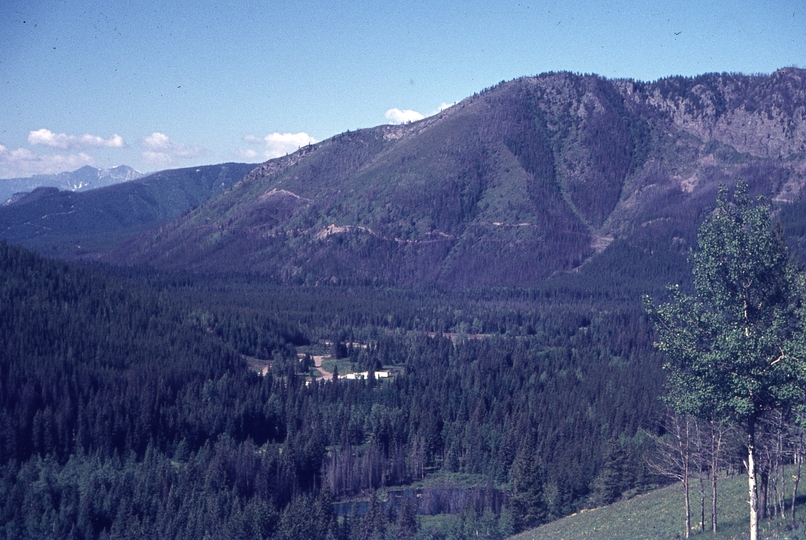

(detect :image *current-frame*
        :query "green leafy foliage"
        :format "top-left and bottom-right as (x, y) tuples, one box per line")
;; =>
(648, 183), (806, 421)
(646, 182), (806, 539)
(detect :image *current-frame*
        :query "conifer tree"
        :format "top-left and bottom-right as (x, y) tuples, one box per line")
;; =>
(509, 437), (547, 531)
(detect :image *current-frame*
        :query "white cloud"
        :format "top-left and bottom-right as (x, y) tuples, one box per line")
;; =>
(263, 132), (316, 158)
(384, 103), (456, 126)
(234, 148), (261, 160)
(140, 132), (203, 167)
(141, 132), (198, 156)
(141, 151), (174, 168)
(385, 108), (425, 124)
(241, 132), (317, 160)
(242, 135), (265, 144)
(28, 128), (126, 149)
(0, 143), (94, 179)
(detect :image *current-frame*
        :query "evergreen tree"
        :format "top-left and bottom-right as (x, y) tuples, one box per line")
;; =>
(509, 437), (547, 532)
(590, 438), (630, 507)
(394, 495), (419, 539)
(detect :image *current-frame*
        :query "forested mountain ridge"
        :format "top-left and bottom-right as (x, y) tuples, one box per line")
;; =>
(0, 163), (255, 259)
(106, 69), (806, 288)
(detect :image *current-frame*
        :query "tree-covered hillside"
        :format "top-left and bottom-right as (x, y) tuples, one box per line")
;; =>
(1, 242), (669, 538)
(105, 70), (806, 289)
(0, 163), (255, 259)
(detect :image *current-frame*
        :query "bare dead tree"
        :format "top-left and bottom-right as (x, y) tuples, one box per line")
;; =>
(706, 418), (734, 533)
(409, 437), (426, 481)
(791, 419), (806, 529)
(691, 420), (707, 532)
(648, 411), (693, 538)
(773, 419), (787, 519)
(757, 411), (789, 521)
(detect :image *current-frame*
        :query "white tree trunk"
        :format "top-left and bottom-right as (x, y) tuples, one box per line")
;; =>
(684, 418), (691, 538)
(684, 473), (691, 538)
(748, 422), (759, 540)
(791, 431), (803, 530)
(711, 462), (718, 532)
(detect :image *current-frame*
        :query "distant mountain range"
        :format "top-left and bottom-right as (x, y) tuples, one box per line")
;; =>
(99, 69), (806, 289)
(0, 163), (256, 259)
(0, 165), (144, 204)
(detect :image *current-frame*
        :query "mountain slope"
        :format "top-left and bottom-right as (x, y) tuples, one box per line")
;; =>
(105, 69), (806, 288)
(0, 163), (255, 258)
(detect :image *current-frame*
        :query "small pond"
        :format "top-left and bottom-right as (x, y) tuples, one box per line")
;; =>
(334, 486), (508, 517)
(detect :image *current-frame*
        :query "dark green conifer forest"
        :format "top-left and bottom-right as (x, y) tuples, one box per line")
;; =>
(0, 240), (672, 539)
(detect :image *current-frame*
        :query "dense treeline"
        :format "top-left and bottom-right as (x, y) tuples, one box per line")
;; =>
(0, 242), (303, 462)
(1, 242), (669, 538)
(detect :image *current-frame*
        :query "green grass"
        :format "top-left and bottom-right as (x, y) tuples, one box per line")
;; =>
(320, 357), (357, 375)
(512, 472), (806, 540)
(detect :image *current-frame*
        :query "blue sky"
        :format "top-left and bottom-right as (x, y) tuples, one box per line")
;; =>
(1, 0), (804, 178)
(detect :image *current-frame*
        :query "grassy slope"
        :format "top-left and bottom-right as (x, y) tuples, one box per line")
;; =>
(512, 472), (806, 540)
